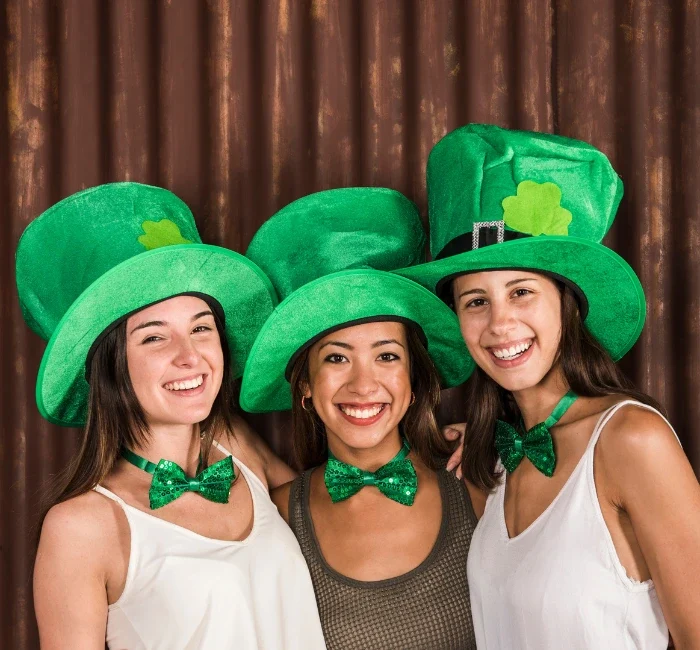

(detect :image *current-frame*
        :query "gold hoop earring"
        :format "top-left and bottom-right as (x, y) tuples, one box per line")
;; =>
(301, 396), (314, 412)
(409, 392), (416, 406)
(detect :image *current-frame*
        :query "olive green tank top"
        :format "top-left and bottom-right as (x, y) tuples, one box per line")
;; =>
(288, 468), (477, 650)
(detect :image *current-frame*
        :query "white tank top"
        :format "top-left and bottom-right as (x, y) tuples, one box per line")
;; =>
(467, 401), (673, 649)
(95, 442), (326, 650)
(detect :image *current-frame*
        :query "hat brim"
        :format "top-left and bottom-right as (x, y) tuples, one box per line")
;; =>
(37, 244), (277, 427)
(396, 237), (645, 362)
(239, 269), (474, 413)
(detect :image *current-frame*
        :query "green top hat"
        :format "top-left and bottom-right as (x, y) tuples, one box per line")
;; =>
(398, 124), (645, 361)
(16, 182), (277, 427)
(239, 187), (474, 413)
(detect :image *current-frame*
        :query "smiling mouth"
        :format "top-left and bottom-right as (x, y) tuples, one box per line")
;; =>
(163, 374), (205, 392)
(337, 403), (387, 420)
(490, 339), (533, 361)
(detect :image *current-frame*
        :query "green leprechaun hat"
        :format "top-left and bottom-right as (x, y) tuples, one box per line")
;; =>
(397, 124), (645, 361)
(16, 182), (277, 427)
(239, 187), (474, 413)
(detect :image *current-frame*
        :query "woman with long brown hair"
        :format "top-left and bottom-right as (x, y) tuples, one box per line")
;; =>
(400, 124), (700, 648)
(16, 183), (325, 649)
(240, 188), (478, 650)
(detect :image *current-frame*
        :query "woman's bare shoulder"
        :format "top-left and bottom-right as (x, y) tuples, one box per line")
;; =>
(596, 401), (687, 498)
(600, 401), (676, 456)
(41, 490), (125, 548)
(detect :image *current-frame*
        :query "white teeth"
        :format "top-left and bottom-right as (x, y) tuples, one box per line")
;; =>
(339, 404), (384, 419)
(492, 341), (532, 360)
(165, 375), (204, 391)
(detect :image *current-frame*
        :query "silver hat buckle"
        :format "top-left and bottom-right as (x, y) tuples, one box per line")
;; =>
(472, 220), (505, 250)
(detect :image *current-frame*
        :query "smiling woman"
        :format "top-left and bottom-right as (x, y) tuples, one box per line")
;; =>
(301, 322), (413, 453)
(398, 124), (700, 649)
(15, 183), (326, 650)
(240, 188), (477, 650)
(454, 273), (562, 391)
(125, 298), (225, 427)
(289, 322), (446, 474)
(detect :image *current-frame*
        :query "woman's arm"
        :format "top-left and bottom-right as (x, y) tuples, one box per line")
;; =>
(34, 496), (114, 650)
(228, 415), (298, 489)
(601, 406), (700, 648)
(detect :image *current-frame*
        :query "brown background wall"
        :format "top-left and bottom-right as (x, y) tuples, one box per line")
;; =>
(1, 1), (698, 647)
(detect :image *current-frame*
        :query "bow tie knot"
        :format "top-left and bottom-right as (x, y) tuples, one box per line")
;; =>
(188, 477), (203, 492)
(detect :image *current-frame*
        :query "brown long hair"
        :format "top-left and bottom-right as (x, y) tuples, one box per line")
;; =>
(36, 309), (236, 537)
(461, 284), (664, 491)
(288, 324), (454, 470)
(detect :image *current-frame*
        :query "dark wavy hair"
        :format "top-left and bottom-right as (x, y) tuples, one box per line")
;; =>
(459, 283), (664, 491)
(288, 324), (455, 470)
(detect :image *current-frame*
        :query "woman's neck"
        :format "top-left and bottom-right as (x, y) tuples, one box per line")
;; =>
(511, 367), (571, 430)
(326, 428), (403, 472)
(132, 422), (202, 475)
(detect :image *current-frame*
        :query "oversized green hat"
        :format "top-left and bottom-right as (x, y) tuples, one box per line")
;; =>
(397, 124), (645, 361)
(16, 182), (277, 427)
(239, 187), (474, 413)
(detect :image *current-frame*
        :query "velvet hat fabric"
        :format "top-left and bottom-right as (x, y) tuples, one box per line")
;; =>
(239, 187), (474, 413)
(16, 182), (277, 427)
(397, 124), (645, 361)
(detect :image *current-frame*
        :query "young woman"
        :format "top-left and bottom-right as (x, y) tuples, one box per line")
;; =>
(239, 187), (477, 650)
(399, 124), (700, 648)
(16, 183), (326, 649)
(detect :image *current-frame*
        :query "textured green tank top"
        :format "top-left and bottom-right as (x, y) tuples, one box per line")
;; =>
(288, 468), (477, 649)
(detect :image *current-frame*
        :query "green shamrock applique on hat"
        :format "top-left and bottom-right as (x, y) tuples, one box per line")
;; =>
(502, 180), (573, 236)
(138, 219), (193, 250)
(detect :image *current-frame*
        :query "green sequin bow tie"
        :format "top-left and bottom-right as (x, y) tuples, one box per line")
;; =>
(324, 440), (417, 506)
(121, 448), (235, 510)
(495, 391), (578, 477)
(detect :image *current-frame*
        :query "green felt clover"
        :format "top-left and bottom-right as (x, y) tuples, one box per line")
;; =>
(138, 219), (193, 250)
(502, 180), (572, 236)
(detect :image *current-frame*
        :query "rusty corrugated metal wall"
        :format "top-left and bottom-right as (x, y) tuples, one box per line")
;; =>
(1, 1), (698, 647)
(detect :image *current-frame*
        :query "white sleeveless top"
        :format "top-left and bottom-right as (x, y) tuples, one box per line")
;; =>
(467, 401), (673, 649)
(95, 442), (326, 650)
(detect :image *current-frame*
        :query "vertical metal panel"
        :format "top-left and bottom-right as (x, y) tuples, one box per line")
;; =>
(413, 1), (463, 203)
(308, 0), (360, 190)
(205, 0), (256, 248)
(6, 2), (55, 648)
(158, 0), (205, 209)
(0, 0), (10, 642)
(2, 1), (699, 647)
(57, 0), (105, 191)
(108, 0), (157, 182)
(260, 0), (314, 214)
(677, 1), (700, 472)
(618, 1), (675, 410)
